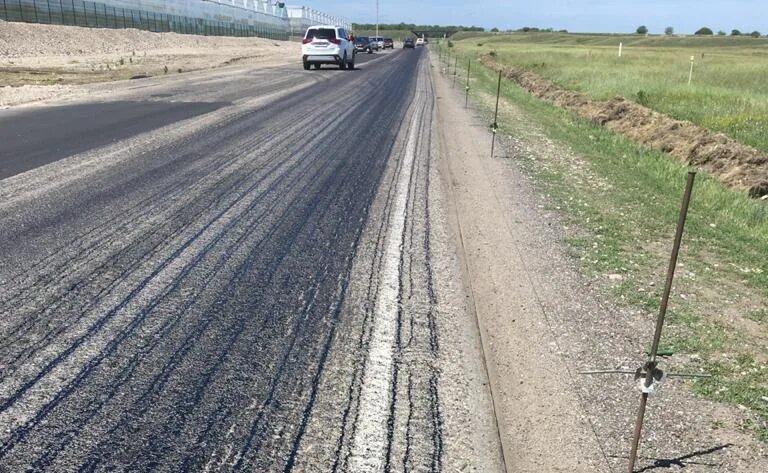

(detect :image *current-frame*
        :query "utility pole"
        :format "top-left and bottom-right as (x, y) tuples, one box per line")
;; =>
(376, 0), (379, 37)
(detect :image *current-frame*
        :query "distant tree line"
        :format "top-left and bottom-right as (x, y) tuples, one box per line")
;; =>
(516, 27), (568, 33)
(637, 25), (764, 37)
(351, 23), (485, 32)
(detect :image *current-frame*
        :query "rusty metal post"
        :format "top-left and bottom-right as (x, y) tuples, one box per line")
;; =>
(490, 70), (502, 158)
(452, 56), (458, 87)
(627, 171), (696, 473)
(465, 59), (471, 108)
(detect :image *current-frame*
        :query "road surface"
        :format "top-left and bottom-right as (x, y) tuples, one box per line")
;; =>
(0, 49), (502, 472)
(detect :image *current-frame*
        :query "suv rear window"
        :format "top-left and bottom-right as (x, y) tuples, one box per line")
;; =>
(305, 28), (336, 40)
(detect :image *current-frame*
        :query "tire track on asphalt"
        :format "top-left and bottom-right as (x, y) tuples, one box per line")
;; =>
(69, 158), (342, 472)
(345, 54), (445, 472)
(0, 97), (346, 369)
(0, 67), (329, 294)
(348, 74), (426, 471)
(0, 63), (380, 375)
(24, 130), (343, 470)
(0, 48), (423, 471)
(0, 76), (374, 450)
(221, 53), (424, 473)
(0, 75), (342, 322)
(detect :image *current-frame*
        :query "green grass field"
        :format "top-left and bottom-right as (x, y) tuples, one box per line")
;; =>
(434, 33), (768, 441)
(450, 32), (768, 153)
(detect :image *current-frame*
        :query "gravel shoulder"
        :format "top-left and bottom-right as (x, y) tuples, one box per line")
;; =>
(433, 52), (768, 472)
(434, 55), (609, 472)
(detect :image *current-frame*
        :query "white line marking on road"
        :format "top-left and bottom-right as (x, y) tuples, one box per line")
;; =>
(349, 88), (424, 472)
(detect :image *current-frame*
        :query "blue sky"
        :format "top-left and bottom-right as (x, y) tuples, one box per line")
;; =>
(295, 1), (767, 34)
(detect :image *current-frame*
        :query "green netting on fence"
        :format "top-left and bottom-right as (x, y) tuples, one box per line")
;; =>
(0, 0), (289, 40)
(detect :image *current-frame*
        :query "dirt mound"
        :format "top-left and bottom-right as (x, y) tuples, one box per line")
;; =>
(0, 20), (281, 58)
(480, 55), (768, 198)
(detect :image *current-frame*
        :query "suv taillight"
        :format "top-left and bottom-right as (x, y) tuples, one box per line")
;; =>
(302, 38), (312, 44)
(329, 38), (341, 45)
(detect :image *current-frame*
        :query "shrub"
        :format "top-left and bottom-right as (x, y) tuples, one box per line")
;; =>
(664, 26), (674, 35)
(636, 89), (650, 106)
(695, 27), (714, 35)
(636, 25), (648, 35)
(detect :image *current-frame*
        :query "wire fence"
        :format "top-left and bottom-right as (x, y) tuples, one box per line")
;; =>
(0, 0), (289, 40)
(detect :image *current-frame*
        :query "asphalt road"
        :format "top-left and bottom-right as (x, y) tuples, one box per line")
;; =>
(0, 48), (502, 472)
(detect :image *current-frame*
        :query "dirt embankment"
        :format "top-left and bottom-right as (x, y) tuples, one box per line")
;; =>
(0, 20), (293, 58)
(0, 20), (296, 106)
(480, 55), (768, 198)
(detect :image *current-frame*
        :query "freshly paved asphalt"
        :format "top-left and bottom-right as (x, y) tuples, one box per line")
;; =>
(0, 101), (227, 180)
(0, 51), (383, 181)
(0, 48), (495, 472)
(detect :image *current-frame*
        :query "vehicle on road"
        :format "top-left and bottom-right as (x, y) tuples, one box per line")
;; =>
(354, 36), (375, 54)
(383, 38), (394, 49)
(370, 36), (385, 50)
(403, 38), (415, 49)
(415, 37), (426, 47)
(302, 25), (355, 70)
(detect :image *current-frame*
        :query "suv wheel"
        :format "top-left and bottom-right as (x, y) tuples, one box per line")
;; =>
(313, 63), (321, 70)
(339, 53), (347, 70)
(303, 60), (310, 70)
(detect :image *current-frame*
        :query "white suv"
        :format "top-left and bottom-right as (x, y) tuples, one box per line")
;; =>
(369, 36), (385, 50)
(302, 25), (355, 70)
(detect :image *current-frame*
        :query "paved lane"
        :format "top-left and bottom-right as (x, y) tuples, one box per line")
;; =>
(0, 48), (503, 472)
(0, 51), (383, 181)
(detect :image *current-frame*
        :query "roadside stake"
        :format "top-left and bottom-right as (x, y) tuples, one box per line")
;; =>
(465, 58), (471, 109)
(490, 70), (502, 158)
(580, 171), (709, 473)
(453, 56), (458, 87)
(688, 55), (695, 86)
